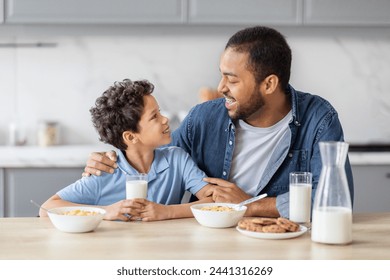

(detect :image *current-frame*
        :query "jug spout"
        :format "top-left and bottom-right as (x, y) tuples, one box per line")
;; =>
(319, 141), (349, 166)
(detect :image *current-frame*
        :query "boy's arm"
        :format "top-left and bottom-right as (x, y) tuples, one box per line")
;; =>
(39, 194), (91, 217)
(138, 184), (215, 221)
(40, 194), (141, 221)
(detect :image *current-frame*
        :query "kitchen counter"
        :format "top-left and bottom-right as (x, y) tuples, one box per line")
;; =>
(0, 144), (113, 167)
(0, 212), (389, 259)
(348, 152), (390, 165)
(1, 145), (390, 167)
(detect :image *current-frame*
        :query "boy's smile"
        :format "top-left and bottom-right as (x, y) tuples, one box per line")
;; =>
(135, 95), (171, 148)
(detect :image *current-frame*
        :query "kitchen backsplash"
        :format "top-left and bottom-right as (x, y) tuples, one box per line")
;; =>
(0, 26), (389, 146)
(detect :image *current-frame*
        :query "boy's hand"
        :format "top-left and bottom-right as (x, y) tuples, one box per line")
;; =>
(82, 150), (118, 177)
(103, 199), (144, 221)
(135, 200), (173, 222)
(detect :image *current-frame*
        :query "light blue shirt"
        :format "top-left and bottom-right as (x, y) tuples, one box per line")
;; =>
(57, 146), (208, 205)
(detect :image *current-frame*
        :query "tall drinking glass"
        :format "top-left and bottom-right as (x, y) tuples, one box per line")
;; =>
(289, 172), (312, 226)
(126, 174), (148, 199)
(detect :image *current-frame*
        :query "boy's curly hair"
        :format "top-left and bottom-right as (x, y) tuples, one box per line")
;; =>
(90, 79), (154, 150)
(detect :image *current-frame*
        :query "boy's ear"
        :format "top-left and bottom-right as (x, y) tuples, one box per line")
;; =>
(123, 131), (138, 144)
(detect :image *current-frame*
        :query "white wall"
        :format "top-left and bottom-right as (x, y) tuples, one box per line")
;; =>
(0, 26), (389, 146)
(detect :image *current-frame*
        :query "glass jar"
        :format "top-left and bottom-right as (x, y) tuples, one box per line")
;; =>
(38, 121), (59, 147)
(311, 141), (352, 245)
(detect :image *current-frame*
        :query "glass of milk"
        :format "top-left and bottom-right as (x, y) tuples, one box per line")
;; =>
(289, 172), (312, 225)
(126, 174), (148, 199)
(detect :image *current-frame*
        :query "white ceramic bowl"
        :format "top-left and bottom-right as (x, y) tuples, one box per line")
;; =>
(191, 203), (247, 228)
(47, 206), (106, 233)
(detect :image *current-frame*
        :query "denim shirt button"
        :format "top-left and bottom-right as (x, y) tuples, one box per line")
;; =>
(288, 153), (293, 157)
(229, 141), (233, 145)
(223, 171), (227, 176)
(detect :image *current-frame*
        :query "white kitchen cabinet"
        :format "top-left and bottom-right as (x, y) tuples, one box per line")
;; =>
(188, 0), (303, 25)
(5, 0), (186, 24)
(2, 167), (82, 217)
(351, 165), (390, 213)
(304, 0), (390, 26)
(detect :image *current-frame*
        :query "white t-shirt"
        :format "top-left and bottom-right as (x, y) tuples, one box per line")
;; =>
(229, 111), (292, 196)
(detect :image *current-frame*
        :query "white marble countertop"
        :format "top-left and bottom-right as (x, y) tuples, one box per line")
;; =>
(348, 152), (390, 165)
(0, 145), (390, 167)
(0, 144), (113, 168)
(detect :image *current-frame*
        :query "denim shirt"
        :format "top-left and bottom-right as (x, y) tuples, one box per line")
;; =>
(171, 85), (354, 218)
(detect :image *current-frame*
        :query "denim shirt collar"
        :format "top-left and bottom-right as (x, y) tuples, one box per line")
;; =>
(288, 84), (301, 127)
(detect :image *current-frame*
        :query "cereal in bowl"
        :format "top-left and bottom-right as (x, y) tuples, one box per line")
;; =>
(200, 205), (234, 212)
(61, 209), (100, 216)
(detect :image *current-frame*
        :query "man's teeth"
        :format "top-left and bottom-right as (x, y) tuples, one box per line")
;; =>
(163, 128), (170, 134)
(225, 97), (235, 104)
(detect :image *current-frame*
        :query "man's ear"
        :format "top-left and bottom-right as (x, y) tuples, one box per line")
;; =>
(123, 131), (138, 144)
(262, 74), (279, 95)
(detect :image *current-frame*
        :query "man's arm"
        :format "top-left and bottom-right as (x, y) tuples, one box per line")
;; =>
(203, 177), (279, 217)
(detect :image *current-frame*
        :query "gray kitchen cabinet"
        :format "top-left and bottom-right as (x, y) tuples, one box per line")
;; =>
(2, 167), (82, 217)
(351, 165), (390, 213)
(0, 169), (4, 216)
(188, 0), (303, 25)
(304, 0), (390, 26)
(5, 0), (186, 24)
(0, 1), (4, 23)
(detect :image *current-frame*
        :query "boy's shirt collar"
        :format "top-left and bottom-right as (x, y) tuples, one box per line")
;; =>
(117, 148), (169, 182)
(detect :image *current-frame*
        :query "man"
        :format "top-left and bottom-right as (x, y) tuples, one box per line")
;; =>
(83, 26), (354, 218)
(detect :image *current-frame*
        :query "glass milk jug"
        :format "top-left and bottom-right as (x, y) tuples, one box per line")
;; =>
(311, 141), (352, 245)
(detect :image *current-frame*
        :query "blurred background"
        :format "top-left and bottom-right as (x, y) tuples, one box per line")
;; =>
(1, 0), (390, 216)
(0, 0), (390, 146)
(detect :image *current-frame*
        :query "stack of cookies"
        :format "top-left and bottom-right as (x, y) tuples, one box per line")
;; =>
(238, 217), (300, 233)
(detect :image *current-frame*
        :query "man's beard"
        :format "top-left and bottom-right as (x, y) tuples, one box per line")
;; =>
(228, 88), (264, 121)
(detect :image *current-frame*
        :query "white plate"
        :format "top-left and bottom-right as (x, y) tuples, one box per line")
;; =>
(236, 225), (308, 240)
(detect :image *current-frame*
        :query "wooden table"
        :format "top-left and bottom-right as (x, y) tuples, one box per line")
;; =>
(1, 213), (389, 260)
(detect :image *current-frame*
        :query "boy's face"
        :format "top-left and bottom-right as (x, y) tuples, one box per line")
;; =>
(135, 95), (171, 148)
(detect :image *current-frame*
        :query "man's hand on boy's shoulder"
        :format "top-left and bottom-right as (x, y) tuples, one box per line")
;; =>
(82, 150), (118, 177)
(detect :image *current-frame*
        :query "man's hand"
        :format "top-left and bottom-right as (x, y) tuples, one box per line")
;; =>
(82, 150), (118, 177)
(203, 177), (251, 203)
(204, 177), (279, 217)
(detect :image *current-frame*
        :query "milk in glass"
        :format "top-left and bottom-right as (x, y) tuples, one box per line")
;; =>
(126, 174), (148, 199)
(290, 183), (312, 223)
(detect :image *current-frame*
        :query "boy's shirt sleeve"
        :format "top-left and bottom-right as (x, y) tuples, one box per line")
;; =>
(176, 148), (208, 196)
(57, 175), (102, 205)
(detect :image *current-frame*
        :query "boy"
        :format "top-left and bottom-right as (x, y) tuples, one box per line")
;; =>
(40, 79), (213, 221)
